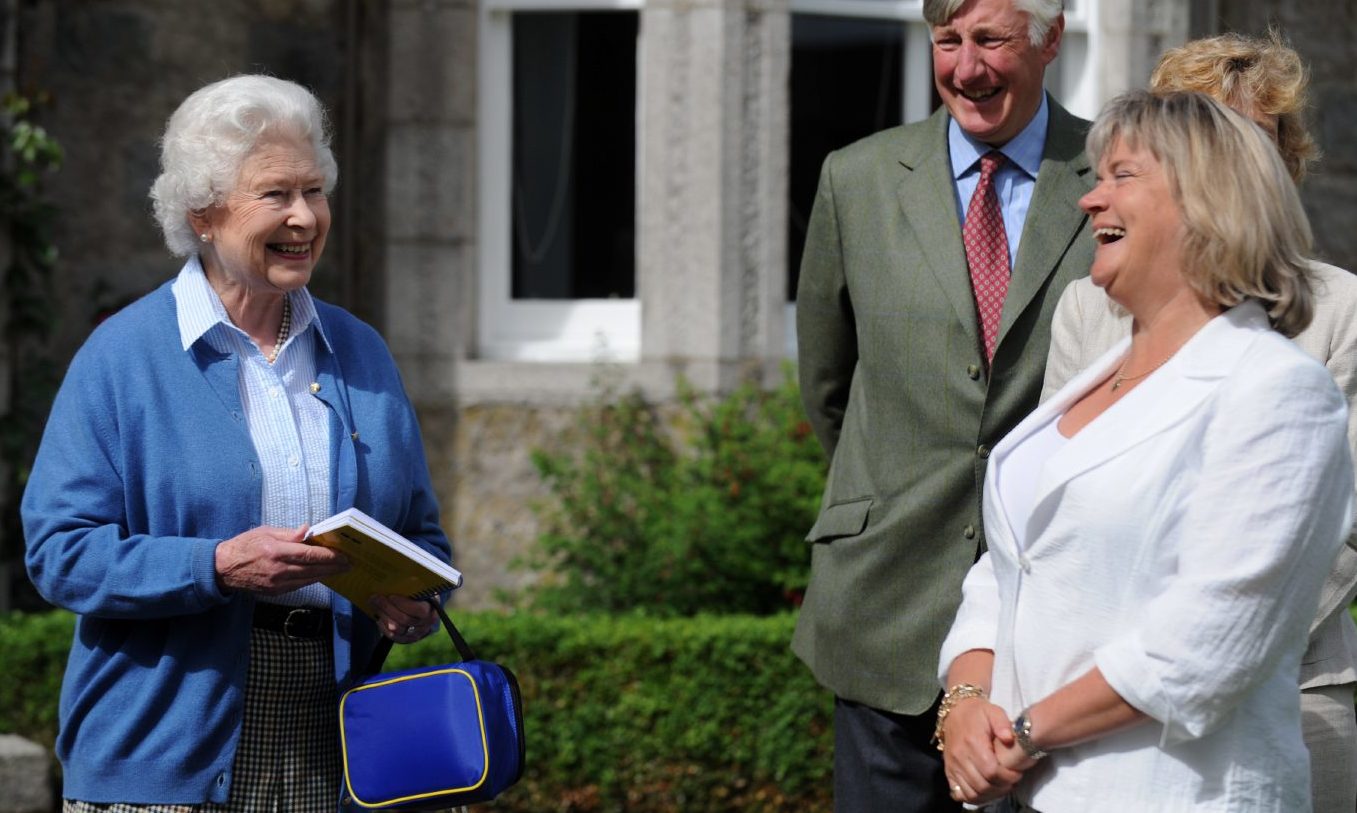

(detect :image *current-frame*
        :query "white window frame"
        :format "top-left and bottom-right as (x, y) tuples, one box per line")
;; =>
(477, 0), (644, 362)
(783, 0), (1092, 358)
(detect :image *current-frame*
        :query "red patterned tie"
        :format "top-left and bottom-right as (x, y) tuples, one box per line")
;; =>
(963, 151), (1011, 366)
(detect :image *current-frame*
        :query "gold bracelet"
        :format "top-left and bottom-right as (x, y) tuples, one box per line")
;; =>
(932, 683), (987, 752)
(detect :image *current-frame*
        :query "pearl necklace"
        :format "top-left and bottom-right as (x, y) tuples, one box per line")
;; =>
(266, 296), (291, 365)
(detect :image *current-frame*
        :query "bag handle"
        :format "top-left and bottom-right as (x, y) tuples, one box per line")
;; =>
(362, 599), (477, 677)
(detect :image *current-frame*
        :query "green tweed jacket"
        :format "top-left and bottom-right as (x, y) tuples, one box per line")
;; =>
(793, 97), (1094, 715)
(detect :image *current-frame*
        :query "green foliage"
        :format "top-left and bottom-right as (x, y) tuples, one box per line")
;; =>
(0, 92), (63, 580)
(0, 610), (72, 747)
(525, 366), (827, 616)
(389, 611), (833, 812)
(1, 609), (832, 812)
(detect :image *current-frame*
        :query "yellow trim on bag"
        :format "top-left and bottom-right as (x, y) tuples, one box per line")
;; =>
(339, 667), (492, 808)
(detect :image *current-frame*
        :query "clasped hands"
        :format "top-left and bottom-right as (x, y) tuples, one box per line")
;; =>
(942, 696), (1039, 805)
(214, 524), (438, 642)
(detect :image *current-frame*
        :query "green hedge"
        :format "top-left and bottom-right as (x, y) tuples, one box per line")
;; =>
(0, 610), (831, 812)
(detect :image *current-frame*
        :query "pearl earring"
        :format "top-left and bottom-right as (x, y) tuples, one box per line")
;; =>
(200, 233), (211, 243)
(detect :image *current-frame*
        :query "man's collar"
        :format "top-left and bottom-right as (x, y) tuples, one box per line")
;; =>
(948, 93), (1050, 179)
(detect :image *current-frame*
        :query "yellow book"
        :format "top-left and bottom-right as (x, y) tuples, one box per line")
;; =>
(307, 507), (463, 619)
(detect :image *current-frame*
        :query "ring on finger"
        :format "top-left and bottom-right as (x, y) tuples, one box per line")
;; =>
(404, 624), (417, 636)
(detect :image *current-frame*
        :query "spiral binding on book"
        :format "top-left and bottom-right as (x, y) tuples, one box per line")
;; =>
(413, 583), (454, 600)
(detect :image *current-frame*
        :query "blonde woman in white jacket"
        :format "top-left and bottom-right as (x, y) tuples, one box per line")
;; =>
(1042, 34), (1357, 813)
(935, 91), (1353, 812)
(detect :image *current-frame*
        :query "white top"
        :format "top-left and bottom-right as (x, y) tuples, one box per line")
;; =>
(940, 301), (1355, 812)
(995, 417), (1067, 550)
(1042, 262), (1357, 693)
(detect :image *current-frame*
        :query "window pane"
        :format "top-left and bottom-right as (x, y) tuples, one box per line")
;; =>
(512, 11), (637, 300)
(788, 16), (903, 299)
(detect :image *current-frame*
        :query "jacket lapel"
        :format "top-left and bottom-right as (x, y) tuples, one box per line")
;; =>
(895, 101), (1092, 360)
(982, 336), (1126, 551)
(895, 108), (979, 353)
(1028, 302), (1269, 522)
(997, 99), (1093, 351)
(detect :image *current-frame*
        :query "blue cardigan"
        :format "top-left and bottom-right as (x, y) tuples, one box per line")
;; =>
(22, 279), (451, 805)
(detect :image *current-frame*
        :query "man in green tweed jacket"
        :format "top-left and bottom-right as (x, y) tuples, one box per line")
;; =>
(792, 0), (1094, 808)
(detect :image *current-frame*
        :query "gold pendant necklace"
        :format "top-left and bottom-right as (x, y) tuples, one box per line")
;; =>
(1110, 351), (1173, 392)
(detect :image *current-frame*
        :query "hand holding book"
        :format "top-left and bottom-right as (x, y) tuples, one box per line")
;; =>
(306, 507), (462, 619)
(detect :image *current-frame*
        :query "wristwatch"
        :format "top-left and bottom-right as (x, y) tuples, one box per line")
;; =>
(1012, 709), (1048, 760)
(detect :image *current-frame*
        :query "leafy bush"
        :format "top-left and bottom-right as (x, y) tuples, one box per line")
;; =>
(2, 93), (64, 611)
(0, 609), (831, 813)
(0, 610), (72, 747)
(524, 366), (827, 616)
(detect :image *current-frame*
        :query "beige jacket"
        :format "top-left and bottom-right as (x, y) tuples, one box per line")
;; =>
(1041, 261), (1357, 690)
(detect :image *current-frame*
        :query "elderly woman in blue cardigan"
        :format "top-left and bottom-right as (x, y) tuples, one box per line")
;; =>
(21, 75), (451, 812)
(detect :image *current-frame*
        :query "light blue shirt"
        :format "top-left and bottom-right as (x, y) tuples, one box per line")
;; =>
(172, 256), (333, 607)
(949, 93), (1050, 271)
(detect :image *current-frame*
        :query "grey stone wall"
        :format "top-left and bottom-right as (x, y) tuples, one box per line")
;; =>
(445, 402), (577, 608)
(1207, 1), (1357, 271)
(14, 0), (363, 363)
(2, 1), (389, 608)
(383, 0), (474, 406)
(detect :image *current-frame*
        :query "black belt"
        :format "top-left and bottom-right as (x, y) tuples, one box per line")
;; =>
(252, 603), (332, 640)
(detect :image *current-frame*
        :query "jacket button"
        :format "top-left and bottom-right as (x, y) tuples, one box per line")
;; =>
(967, 364), (981, 380)
(977, 445), (990, 459)
(963, 525), (976, 539)
(1018, 555), (1032, 573)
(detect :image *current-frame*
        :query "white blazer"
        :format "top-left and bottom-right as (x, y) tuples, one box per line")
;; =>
(940, 301), (1354, 812)
(1043, 262), (1357, 691)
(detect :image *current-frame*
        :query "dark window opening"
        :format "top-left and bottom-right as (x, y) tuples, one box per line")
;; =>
(512, 11), (638, 300)
(788, 16), (904, 299)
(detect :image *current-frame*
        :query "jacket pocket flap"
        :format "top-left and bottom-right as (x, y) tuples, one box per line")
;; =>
(806, 498), (872, 542)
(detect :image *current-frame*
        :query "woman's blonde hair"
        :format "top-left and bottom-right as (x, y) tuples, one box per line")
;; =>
(1087, 90), (1314, 336)
(1150, 31), (1317, 182)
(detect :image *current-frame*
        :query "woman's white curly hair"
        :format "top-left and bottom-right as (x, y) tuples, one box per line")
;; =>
(150, 75), (338, 257)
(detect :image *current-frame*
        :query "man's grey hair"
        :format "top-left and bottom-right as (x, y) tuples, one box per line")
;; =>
(923, 0), (1065, 47)
(150, 75), (338, 257)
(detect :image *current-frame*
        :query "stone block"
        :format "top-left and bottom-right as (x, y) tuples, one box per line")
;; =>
(383, 240), (469, 401)
(638, 1), (788, 363)
(1305, 175), (1357, 274)
(384, 123), (476, 242)
(0, 735), (52, 813)
(387, 4), (476, 125)
(447, 402), (579, 608)
(1315, 88), (1357, 176)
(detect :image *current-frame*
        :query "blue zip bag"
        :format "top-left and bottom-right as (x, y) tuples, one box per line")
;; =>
(339, 602), (525, 810)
